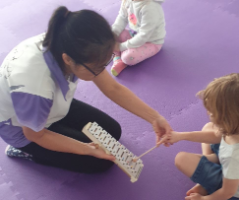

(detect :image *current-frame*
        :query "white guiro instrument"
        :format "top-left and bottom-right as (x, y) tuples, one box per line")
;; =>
(82, 122), (144, 183)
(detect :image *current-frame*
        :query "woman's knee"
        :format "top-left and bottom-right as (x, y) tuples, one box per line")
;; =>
(74, 158), (115, 174)
(102, 116), (122, 141)
(91, 160), (114, 173)
(111, 120), (122, 141)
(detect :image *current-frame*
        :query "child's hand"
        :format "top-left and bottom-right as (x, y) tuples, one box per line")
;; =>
(185, 193), (205, 200)
(156, 134), (171, 147)
(167, 131), (182, 144)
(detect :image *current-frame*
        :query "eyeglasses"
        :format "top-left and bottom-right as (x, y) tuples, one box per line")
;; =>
(80, 53), (115, 76)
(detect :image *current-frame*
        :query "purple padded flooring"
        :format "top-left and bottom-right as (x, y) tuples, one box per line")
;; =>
(0, 0), (239, 199)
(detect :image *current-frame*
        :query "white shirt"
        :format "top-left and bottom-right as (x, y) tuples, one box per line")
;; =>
(0, 33), (78, 147)
(112, 0), (166, 51)
(219, 137), (239, 198)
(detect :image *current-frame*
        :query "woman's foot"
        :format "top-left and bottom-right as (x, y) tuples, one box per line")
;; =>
(186, 184), (208, 196)
(111, 56), (127, 77)
(5, 145), (33, 161)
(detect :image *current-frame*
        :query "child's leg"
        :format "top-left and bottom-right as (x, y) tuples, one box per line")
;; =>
(121, 43), (162, 66)
(175, 152), (222, 196)
(175, 153), (208, 196)
(112, 43), (162, 76)
(114, 29), (132, 56)
(175, 153), (212, 177)
(111, 56), (128, 76)
(118, 29), (132, 43)
(111, 29), (132, 76)
(182, 122), (221, 196)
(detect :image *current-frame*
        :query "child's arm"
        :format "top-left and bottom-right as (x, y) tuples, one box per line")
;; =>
(185, 178), (239, 200)
(119, 4), (163, 51)
(112, 2), (128, 37)
(168, 130), (222, 145)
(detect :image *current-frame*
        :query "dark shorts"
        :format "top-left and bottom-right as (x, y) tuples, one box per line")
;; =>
(190, 144), (239, 200)
(211, 143), (220, 156)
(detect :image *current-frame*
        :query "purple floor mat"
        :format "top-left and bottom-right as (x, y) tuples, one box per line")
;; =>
(0, 0), (239, 199)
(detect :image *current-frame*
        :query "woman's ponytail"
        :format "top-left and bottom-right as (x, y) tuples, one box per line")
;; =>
(43, 6), (69, 50)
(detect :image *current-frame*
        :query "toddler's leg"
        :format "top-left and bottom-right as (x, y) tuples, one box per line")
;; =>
(175, 152), (222, 196)
(121, 43), (162, 66)
(111, 29), (132, 76)
(111, 56), (128, 76)
(118, 29), (132, 43)
(115, 29), (132, 56)
(182, 122), (221, 196)
(111, 43), (162, 76)
(175, 152), (203, 178)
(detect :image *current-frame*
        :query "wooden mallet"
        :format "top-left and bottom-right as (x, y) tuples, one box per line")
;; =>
(133, 136), (169, 162)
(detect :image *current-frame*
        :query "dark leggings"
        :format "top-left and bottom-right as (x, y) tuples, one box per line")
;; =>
(20, 99), (122, 173)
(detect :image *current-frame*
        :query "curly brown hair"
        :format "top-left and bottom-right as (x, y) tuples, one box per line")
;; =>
(197, 73), (239, 136)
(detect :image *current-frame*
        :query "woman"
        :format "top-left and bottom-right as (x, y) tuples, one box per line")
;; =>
(0, 6), (171, 173)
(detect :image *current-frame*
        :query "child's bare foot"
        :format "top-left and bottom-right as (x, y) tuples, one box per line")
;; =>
(186, 184), (207, 196)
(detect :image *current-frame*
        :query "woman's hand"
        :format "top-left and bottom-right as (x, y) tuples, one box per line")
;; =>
(152, 115), (172, 146)
(87, 143), (115, 161)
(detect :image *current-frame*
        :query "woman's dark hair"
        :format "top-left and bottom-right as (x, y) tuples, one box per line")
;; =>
(43, 6), (115, 74)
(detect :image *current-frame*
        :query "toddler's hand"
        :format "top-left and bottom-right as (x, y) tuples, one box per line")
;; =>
(156, 134), (171, 147)
(167, 131), (182, 144)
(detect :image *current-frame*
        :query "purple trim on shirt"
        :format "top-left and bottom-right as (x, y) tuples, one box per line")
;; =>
(0, 119), (12, 126)
(43, 50), (69, 99)
(0, 121), (31, 148)
(73, 75), (78, 83)
(11, 92), (53, 132)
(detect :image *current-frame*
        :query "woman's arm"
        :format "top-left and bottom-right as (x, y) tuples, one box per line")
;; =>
(94, 70), (159, 123)
(93, 70), (172, 142)
(22, 126), (115, 161)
